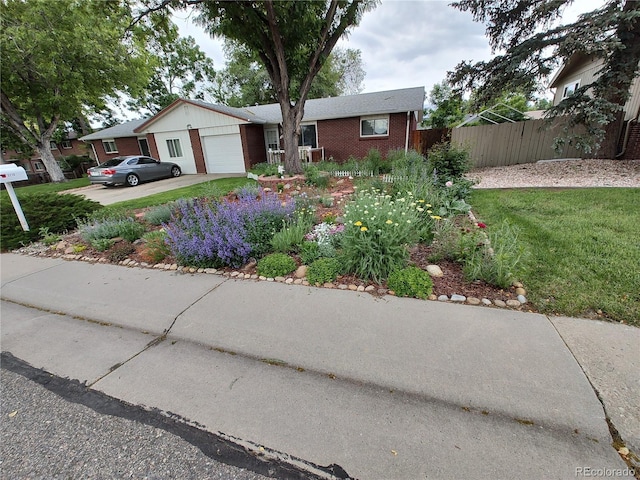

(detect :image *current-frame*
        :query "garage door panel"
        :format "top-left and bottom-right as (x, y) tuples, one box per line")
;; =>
(202, 134), (245, 174)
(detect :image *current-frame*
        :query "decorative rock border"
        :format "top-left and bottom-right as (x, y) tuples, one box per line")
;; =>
(17, 245), (530, 312)
(257, 174), (306, 190)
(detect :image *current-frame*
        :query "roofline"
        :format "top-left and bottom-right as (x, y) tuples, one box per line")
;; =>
(549, 52), (596, 88)
(134, 99), (261, 133)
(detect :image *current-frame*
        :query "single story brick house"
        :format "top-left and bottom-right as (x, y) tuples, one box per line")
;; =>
(80, 86), (425, 174)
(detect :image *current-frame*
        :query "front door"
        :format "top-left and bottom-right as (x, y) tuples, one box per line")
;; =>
(265, 128), (279, 151)
(138, 138), (151, 157)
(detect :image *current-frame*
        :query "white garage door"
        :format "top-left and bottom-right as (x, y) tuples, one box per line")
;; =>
(202, 134), (246, 174)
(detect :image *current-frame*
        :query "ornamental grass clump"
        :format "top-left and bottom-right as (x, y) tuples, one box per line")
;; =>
(340, 188), (423, 282)
(164, 191), (294, 268)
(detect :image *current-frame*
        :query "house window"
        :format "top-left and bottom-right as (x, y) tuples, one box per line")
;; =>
(166, 138), (183, 158)
(22, 163), (32, 172)
(266, 129), (280, 150)
(102, 139), (118, 153)
(61, 140), (72, 149)
(34, 161), (45, 171)
(50, 141), (58, 150)
(361, 116), (389, 137)
(562, 81), (580, 99)
(298, 124), (317, 148)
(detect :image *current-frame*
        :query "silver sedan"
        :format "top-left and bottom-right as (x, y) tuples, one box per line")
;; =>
(87, 155), (181, 187)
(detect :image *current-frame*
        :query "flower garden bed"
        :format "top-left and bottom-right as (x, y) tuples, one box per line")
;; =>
(16, 172), (531, 312)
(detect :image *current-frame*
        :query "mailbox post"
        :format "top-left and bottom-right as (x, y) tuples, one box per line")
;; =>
(0, 164), (30, 231)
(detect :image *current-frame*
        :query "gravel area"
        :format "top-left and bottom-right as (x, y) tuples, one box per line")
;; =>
(468, 158), (640, 189)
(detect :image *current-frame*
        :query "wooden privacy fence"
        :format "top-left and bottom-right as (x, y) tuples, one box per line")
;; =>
(450, 117), (619, 168)
(412, 128), (450, 156)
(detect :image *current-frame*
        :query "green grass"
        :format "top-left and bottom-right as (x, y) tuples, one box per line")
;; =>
(1, 177), (90, 198)
(470, 188), (640, 325)
(102, 177), (256, 211)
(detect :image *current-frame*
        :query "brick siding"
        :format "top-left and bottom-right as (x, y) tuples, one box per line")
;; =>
(318, 112), (414, 162)
(240, 124), (267, 170)
(91, 137), (142, 164)
(189, 129), (206, 173)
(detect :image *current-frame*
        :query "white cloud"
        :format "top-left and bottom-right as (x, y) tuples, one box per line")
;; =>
(174, 0), (606, 99)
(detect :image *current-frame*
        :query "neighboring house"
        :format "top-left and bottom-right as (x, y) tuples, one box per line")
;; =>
(80, 87), (425, 174)
(1, 131), (91, 183)
(549, 53), (640, 158)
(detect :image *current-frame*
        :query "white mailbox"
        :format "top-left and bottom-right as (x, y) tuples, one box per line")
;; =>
(0, 163), (30, 231)
(0, 163), (28, 183)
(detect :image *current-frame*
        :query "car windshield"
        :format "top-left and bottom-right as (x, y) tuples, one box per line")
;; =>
(98, 157), (127, 167)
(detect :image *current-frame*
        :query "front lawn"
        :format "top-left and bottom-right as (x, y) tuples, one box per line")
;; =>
(0, 176), (90, 198)
(470, 188), (640, 326)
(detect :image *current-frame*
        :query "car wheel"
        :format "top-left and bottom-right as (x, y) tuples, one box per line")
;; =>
(126, 174), (139, 187)
(171, 166), (181, 177)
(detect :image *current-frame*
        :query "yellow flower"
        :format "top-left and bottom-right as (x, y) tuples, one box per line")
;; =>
(360, 226), (368, 232)
(418, 199), (425, 203)
(354, 221), (362, 226)
(430, 215), (442, 220)
(386, 219), (393, 224)
(426, 204), (432, 207)
(417, 207), (424, 212)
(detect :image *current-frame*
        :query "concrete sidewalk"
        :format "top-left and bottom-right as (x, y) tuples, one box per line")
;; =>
(1, 253), (638, 479)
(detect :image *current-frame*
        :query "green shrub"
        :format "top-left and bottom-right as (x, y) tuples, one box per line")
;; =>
(387, 148), (427, 172)
(300, 241), (321, 264)
(427, 142), (471, 185)
(78, 217), (146, 243)
(340, 188), (422, 282)
(143, 204), (174, 226)
(39, 227), (62, 246)
(388, 266), (433, 299)
(257, 253), (297, 277)
(141, 230), (171, 263)
(91, 238), (114, 252)
(250, 162), (279, 177)
(270, 217), (311, 253)
(307, 257), (341, 285)
(304, 165), (330, 189)
(0, 192), (101, 251)
(107, 241), (136, 263)
(363, 148), (390, 175)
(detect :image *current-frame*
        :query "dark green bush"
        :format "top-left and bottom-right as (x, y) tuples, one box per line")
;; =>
(387, 266), (434, 299)
(256, 253), (297, 277)
(307, 257), (341, 285)
(304, 165), (330, 189)
(428, 142), (471, 184)
(0, 192), (102, 251)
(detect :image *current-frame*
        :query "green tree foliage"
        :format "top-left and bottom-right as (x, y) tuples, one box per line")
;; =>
(423, 81), (466, 128)
(130, 23), (216, 114)
(448, 0), (640, 152)
(213, 43), (365, 107)
(143, 0), (377, 174)
(0, 0), (151, 182)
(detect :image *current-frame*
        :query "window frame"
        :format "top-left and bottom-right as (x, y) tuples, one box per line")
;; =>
(61, 140), (72, 149)
(360, 115), (390, 138)
(562, 80), (580, 99)
(102, 139), (118, 154)
(298, 123), (317, 149)
(50, 141), (58, 150)
(34, 161), (45, 172)
(166, 138), (183, 158)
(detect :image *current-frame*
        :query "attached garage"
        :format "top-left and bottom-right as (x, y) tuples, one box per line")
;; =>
(202, 133), (245, 174)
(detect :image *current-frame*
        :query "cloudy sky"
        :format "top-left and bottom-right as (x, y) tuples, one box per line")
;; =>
(173, 0), (604, 101)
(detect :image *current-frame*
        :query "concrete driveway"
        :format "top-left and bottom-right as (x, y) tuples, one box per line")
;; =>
(65, 174), (245, 206)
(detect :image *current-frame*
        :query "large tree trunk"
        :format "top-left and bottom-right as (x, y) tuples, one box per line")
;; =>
(35, 140), (66, 182)
(280, 103), (304, 174)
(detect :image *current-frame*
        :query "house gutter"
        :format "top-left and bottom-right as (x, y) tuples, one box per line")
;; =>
(405, 111), (411, 152)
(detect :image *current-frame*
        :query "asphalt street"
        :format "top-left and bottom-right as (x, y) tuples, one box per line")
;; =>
(0, 360), (282, 480)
